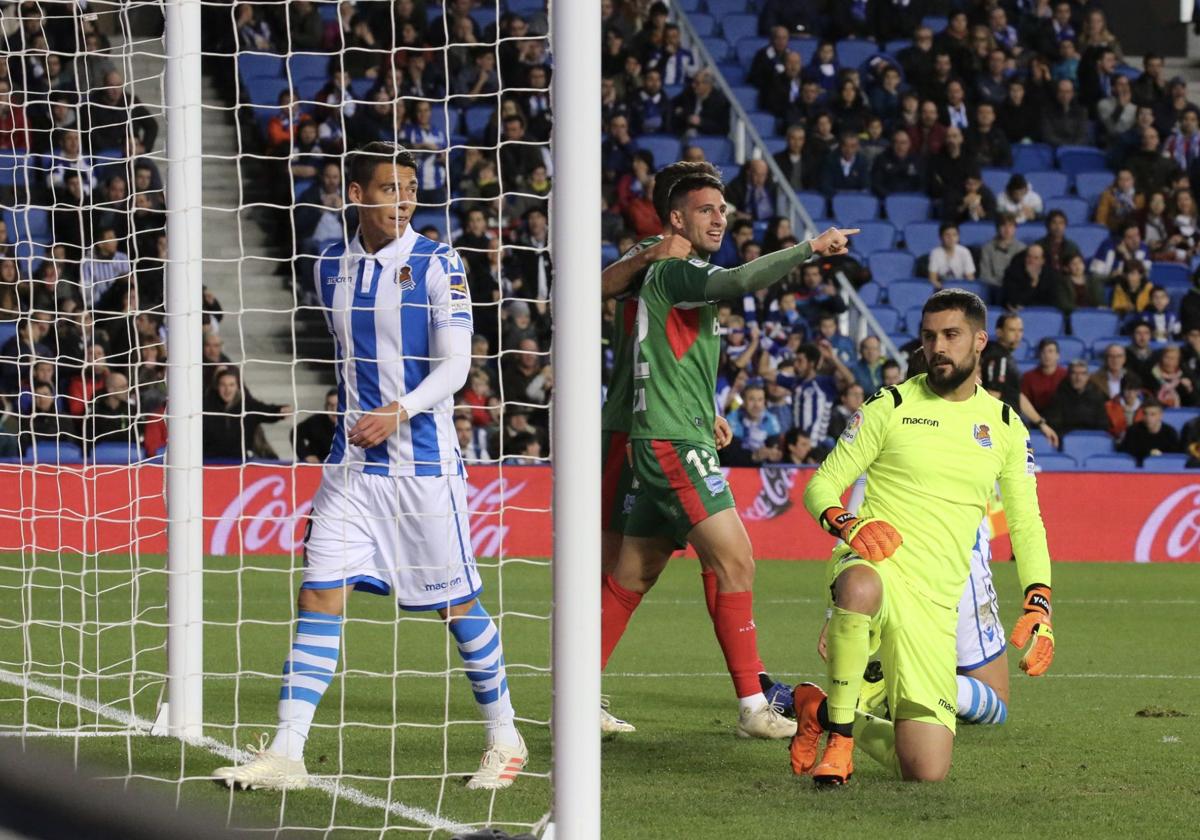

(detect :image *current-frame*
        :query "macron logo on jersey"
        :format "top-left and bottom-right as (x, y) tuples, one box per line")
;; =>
(901, 417), (940, 427)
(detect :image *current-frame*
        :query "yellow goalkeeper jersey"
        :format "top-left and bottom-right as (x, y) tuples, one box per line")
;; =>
(804, 374), (1051, 609)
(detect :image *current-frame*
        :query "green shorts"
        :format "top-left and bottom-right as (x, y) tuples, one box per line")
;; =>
(624, 439), (736, 547)
(601, 430), (636, 534)
(827, 547), (959, 733)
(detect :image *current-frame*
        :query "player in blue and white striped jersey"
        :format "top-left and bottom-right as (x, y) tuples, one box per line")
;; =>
(215, 142), (525, 793)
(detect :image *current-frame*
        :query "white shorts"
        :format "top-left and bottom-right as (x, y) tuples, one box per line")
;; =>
(956, 518), (1006, 671)
(302, 466), (482, 611)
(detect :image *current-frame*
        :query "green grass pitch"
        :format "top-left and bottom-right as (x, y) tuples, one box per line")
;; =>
(1, 555), (1198, 838)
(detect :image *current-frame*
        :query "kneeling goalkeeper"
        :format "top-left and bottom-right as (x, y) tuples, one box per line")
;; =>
(789, 289), (1056, 784)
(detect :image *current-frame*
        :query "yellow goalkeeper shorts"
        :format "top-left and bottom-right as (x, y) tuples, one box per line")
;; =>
(827, 546), (959, 733)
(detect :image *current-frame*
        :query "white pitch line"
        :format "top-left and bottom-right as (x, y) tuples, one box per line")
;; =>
(0, 729), (144, 738)
(0, 669), (473, 836)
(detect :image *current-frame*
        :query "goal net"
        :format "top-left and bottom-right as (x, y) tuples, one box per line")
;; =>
(0, 0), (560, 834)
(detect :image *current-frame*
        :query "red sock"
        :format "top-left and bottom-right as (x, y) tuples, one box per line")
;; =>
(713, 590), (764, 698)
(700, 569), (718, 621)
(601, 574), (643, 670)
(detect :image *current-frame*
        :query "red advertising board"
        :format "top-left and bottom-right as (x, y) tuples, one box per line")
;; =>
(1, 464), (1198, 562)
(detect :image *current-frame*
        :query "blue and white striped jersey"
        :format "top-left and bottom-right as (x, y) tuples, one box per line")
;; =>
(314, 225), (473, 476)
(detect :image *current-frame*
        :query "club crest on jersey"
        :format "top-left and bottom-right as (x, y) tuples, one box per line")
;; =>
(704, 474), (727, 496)
(1026, 445), (1037, 474)
(394, 265), (415, 290)
(974, 424), (992, 448)
(842, 410), (863, 443)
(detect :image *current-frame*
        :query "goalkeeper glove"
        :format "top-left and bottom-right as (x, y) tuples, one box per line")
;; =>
(1008, 585), (1055, 677)
(820, 507), (902, 562)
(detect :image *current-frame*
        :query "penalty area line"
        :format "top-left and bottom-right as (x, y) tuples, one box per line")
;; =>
(0, 669), (474, 836)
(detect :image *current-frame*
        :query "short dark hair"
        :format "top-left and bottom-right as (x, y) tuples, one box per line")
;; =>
(325, 387), (338, 399)
(347, 141), (417, 187)
(1005, 173), (1027, 192)
(1037, 337), (1059, 352)
(921, 288), (988, 332)
(939, 222), (958, 235)
(995, 213), (1017, 230)
(881, 358), (901, 373)
(1045, 209), (1066, 226)
(995, 312), (1020, 331)
(666, 171), (725, 215)
(797, 343), (821, 365)
(1142, 396), (1163, 410)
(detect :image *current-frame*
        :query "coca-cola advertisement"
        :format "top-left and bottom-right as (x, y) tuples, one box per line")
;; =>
(1, 464), (1199, 562)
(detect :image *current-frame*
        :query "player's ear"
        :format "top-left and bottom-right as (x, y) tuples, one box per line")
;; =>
(975, 328), (988, 352)
(347, 181), (363, 204)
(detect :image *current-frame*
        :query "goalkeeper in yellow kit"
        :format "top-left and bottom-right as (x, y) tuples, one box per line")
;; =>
(789, 289), (1056, 785)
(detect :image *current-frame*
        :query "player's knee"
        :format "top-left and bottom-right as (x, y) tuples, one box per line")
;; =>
(297, 585), (345, 616)
(899, 761), (951, 782)
(833, 567), (882, 614)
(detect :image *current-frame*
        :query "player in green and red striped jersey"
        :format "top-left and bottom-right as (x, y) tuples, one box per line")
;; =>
(602, 166), (857, 737)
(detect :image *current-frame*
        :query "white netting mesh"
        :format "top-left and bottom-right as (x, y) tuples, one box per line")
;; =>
(0, 1), (554, 834)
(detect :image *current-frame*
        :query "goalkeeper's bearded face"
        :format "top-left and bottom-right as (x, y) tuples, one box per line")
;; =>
(921, 309), (986, 393)
(669, 186), (729, 256)
(349, 162), (419, 244)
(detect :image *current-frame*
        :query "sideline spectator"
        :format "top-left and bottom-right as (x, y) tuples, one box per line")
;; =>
(996, 174), (1042, 224)
(927, 223), (975, 289)
(1021, 338), (1067, 414)
(1106, 374), (1146, 440)
(1045, 360), (1108, 437)
(1120, 399), (1180, 464)
(294, 388), (338, 463)
(849, 335), (884, 392)
(978, 215), (1025, 295)
(726, 384), (783, 466)
(202, 370), (292, 461)
(1090, 343), (1128, 399)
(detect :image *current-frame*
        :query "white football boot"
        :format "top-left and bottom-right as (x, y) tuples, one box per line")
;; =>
(213, 735), (309, 791)
(466, 732), (527, 790)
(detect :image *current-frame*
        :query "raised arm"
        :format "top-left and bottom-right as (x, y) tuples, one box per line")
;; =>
(601, 234), (693, 300)
(703, 227), (858, 300)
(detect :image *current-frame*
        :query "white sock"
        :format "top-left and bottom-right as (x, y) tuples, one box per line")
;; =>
(270, 610), (342, 761)
(449, 602), (519, 746)
(738, 691), (768, 714)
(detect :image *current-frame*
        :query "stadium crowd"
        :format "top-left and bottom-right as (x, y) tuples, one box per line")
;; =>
(7, 0), (1200, 471)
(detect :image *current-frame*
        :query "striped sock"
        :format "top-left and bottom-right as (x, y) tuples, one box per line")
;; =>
(956, 675), (1008, 725)
(271, 609), (343, 761)
(449, 601), (518, 746)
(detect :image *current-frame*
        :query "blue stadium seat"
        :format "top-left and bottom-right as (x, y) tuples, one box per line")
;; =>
(884, 193), (930, 226)
(1141, 454), (1191, 472)
(1083, 453), (1137, 471)
(676, 0), (701, 10)
(728, 84), (758, 109)
(1062, 431), (1116, 462)
(690, 13), (716, 37)
(1067, 224), (1109, 259)
(238, 52), (284, 81)
(1030, 433), (1060, 456)
(1151, 262), (1190, 288)
(902, 305), (925, 333)
(242, 75), (286, 106)
(1088, 335), (1126, 359)
(292, 177), (314, 200)
(981, 167), (1009, 196)
(460, 105), (494, 142)
(0, 320), (17, 348)
(832, 192), (880, 223)
(1056, 145), (1108, 175)
(1162, 408), (1200, 434)
(872, 306), (902, 333)
(469, 5), (498, 31)
(796, 190), (827, 220)
(1036, 453), (1077, 471)
(886, 331), (912, 349)
(921, 15), (948, 32)
(887, 279), (930, 313)
(836, 40), (876, 68)
(1073, 171), (1112, 206)
(28, 441), (84, 464)
(868, 251), (916, 286)
(850, 221), (896, 255)
(1012, 143), (1054, 173)
(1025, 170), (1069, 199)
(0, 152), (24, 187)
(1015, 223), (1042, 244)
(92, 442), (142, 465)
(959, 221), (993, 247)
(1020, 307), (1065, 340)
(318, 1), (339, 22)
(703, 37), (731, 63)
(747, 110), (777, 139)
(884, 39), (911, 55)
(788, 38), (815, 63)
(1051, 335), (1086, 361)
(411, 209), (449, 240)
(718, 61), (746, 83)
(505, 0), (545, 14)
(721, 14), (757, 44)
(706, 0), (746, 19)
(287, 53), (329, 83)
(857, 282), (883, 305)
(902, 221), (940, 256)
(637, 134), (680, 167)
(601, 242), (619, 266)
(735, 38), (763, 69)
(692, 136), (733, 159)
(1046, 196), (1088, 225)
